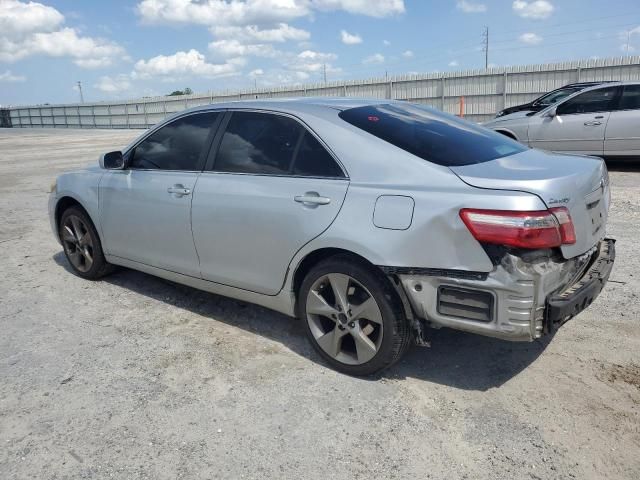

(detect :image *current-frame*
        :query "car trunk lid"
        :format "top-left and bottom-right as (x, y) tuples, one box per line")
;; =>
(450, 149), (610, 259)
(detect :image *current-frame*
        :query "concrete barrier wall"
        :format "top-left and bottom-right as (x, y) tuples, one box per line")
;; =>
(9, 56), (640, 128)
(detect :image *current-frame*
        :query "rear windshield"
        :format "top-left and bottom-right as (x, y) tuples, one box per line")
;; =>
(338, 103), (527, 167)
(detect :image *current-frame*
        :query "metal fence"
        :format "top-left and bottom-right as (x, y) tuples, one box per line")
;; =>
(8, 55), (640, 129)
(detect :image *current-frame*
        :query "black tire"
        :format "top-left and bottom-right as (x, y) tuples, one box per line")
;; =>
(297, 254), (412, 376)
(59, 206), (114, 280)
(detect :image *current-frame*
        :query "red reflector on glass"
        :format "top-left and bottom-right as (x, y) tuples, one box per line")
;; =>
(367, 116), (379, 122)
(459, 209), (572, 249)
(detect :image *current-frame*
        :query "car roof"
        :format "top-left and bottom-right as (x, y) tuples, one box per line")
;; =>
(182, 97), (392, 116)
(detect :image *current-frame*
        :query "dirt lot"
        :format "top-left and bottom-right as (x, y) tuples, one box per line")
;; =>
(0, 128), (639, 480)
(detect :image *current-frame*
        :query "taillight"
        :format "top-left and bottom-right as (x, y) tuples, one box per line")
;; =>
(459, 208), (576, 249)
(549, 207), (576, 245)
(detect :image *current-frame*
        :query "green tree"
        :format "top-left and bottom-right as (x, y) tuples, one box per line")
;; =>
(167, 87), (193, 96)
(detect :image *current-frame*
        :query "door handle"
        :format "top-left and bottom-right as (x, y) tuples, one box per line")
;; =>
(584, 121), (602, 126)
(167, 184), (191, 197)
(294, 192), (331, 206)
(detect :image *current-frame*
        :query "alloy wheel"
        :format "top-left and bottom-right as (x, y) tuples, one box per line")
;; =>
(306, 273), (384, 365)
(61, 215), (94, 273)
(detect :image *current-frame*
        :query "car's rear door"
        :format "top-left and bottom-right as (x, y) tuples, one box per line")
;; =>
(528, 86), (620, 155)
(191, 110), (349, 295)
(100, 111), (221, 277)
(604, 84), (640, 158)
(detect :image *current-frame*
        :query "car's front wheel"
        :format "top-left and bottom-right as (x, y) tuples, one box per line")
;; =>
(59, 206), (113, 280)
(298, 255), (411, 375)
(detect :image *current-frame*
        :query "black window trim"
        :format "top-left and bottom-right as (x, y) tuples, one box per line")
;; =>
(123, 109), (225, 173)
(202, 108), (349, 180)
(555, 86), (622, 116)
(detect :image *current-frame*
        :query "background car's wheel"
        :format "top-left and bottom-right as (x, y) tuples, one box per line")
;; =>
(297, 255), (412, 375)
(59, 206), (113, 280)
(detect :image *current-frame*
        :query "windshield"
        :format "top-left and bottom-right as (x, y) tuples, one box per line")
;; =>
(339, 103), (527, 167)
(534, 87), (580, 106)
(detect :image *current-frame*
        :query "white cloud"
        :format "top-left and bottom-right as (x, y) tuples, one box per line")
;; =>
(0, 1), (126, 68)
(94, 74), (132, 93)
(313, 0), (405, 17)
(0, 0), (63, 38)
(363, 53), (385, 64)
(249, 68), (264, 77)
(208, 39), (279, 58)
(402, 50), (413, 58)
(210, 23), (310, 43)
(512, 1), (554, 19)
(288, 50), (339, 74)
(383, 39), (390, 46)
(137, 0), (404, 25)
(137, 0), (310, 26)
(519, 32), (543, 45)
(0, 70), (26, 82)
(456, 1), (487, 13)
(134, 49), (245, 79)
(619, 26), (640, 52)
(340, 30), (362, 45)
(448, 60), (459, 67)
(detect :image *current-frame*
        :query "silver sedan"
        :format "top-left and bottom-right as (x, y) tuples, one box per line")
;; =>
(49, 98), (615, 375)
(484, 81), (640, 159)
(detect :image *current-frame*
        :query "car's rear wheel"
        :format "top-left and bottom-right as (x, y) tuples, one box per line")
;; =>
(298, 255), (411, 375)
(59, 206), (113, 280)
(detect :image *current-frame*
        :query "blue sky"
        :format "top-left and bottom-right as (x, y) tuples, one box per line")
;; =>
(1, 0), (640, 106)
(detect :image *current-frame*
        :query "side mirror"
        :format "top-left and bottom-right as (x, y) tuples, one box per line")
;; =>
(100, 151), (125, 170)
(544, 107), (557, 118)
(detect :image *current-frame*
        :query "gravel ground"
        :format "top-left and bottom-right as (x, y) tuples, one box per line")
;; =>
(0, 128), (638, 480)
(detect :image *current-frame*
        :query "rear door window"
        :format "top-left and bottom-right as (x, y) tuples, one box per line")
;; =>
(213, 111), (345, 177)
(292, 131), (344, 178)
(556, 87), (620, 115)
(214, 111), (301, 175)
(338, 103), (527, 167)
(615, 85), (640, 111)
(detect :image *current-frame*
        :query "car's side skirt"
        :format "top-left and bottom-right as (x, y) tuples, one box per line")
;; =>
(105, 254), (297, 318)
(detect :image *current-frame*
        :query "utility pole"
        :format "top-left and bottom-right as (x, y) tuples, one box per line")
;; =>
(322, 63), (327, 85)
(482, 26), (489, 69)
(77, 81), (84, 103)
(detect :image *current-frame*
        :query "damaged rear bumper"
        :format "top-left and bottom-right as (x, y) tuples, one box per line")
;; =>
(388, 239), (615, 342)
(545, 239), (615, 331)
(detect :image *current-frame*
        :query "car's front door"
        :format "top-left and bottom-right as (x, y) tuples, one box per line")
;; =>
(605, 84), (640, 157)
(191, 110), (349, 295)
(528, 86), (620, 155)
(100, 111), (221, 277)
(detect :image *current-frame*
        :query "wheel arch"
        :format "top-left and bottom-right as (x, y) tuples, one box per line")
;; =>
(494, 128), (518, 141)
(291, 247), (414, 325)
(54, 196), (100, 241)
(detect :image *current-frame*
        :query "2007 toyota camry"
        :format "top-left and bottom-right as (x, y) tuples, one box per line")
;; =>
(49, 98), (615, 375)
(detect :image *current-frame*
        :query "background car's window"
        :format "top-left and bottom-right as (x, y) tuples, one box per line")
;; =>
(534, 87), (580, 107)
(616, 85), (640, 110)
(130, 112), (219, 170)
(339, 103), (527, 167)
(215, 112), (302, 175)
(556, 87), (619, 115)
(292, 131), (344, 178)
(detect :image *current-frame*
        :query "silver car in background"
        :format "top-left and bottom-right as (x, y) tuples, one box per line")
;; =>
(484, 82), (640, 159)
(49, 99), (615, 375)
